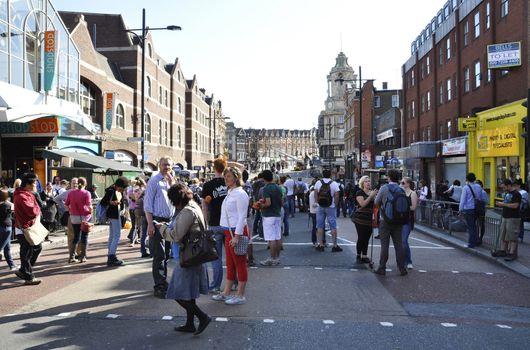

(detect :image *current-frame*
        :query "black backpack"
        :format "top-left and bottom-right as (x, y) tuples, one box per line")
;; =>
(468, 184), (485, 217)
(317, 180), (333, 207)
(381, 184), (410, 225)
(520, 197), (530, 222)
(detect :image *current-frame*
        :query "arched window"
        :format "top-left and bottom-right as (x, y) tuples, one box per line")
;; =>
(146, 76), (152, 97)
(147, 43), (153, 58)
(195, 132), (198, 150)
(115, 103), (125, 128)
(178, 97), (182, 113)
(145, 114), (152, 142)
(177, 126), (181, 148)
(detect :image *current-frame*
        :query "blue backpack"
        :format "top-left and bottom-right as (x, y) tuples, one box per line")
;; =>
(95, 202), (108, 224)
(381, 184), (410, 225)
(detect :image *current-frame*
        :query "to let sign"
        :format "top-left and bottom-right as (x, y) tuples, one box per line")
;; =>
(487, 42), (521, 69)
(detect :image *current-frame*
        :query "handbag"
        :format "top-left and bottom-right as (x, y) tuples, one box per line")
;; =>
(225, 200), (249, 256)
(80, 220), (93, 232)
(23, 215), (49, 246)
(179, 211), (219, 268)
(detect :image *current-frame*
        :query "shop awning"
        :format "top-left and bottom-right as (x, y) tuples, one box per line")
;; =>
(0, 81), (99, 135)
(42, 149), (141, 173)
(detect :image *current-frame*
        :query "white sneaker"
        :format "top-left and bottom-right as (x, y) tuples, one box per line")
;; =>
(260, 258), (274, 266)
(407, 263), (414, 270)
(272, 259), (281, 266)
(225, 296), (246, 305)
(212, 293), (233, 301)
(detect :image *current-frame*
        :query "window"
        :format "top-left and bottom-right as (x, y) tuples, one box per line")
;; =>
(338, 115), (344, 123)
(444, 5), (450, 19)
(439, 46), (444, 65)
(421, 95), (425, 113)
(412, 100), (416, 118)
(487, 68), (492, 82)
(165, 90), (169, 107)
(452, 0), (458, 9)
(195, 107), (198, 120)
(464, 67), (470, 92)
(446, 38), (451, 60)
(159, 119), (163, 145)
(115, 103), (125, 129)
(474, 12), (480, 38)
(427, 91), (431, 111)
(426, 56), (431, 75)
(447, 120), (452, 138)
(165, 121), (169, 146)
(486, 2), (491, 29)
(392, 94), (399, 107)
(147, 43), (153, 58)
(447, 79), (452, 101)
(463, 21), (469, 46)
(439, 124), (444, 140)
(159, 86), (163, 104)
(474, 61), (481, 88)
(439, 82), (444, 104)
(195, 132), (198, 150)
(177, 126), (182, 148)
(146, 76), (152, 97)
(178, 97), (182, 113)
(374, 96), (381, 108)
(501, 0), (508, 17)
(80, 81), (96, 119)
(427, 126), (431, 141)
(411, 70), (415, 86)
(145, 114), (152, 142)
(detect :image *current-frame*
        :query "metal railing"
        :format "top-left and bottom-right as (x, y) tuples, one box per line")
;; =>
(414, 199), (501, 250)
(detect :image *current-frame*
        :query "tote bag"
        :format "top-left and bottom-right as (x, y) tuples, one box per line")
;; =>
(23, 215), (48, 246)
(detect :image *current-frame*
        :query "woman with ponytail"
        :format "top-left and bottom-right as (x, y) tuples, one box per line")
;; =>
(65, 177), (92, 263)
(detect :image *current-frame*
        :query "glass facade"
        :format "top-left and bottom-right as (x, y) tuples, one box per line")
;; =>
(0, 0), (80, 102)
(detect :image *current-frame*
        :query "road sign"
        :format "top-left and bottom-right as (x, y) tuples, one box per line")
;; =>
(127, 137), (144, 142)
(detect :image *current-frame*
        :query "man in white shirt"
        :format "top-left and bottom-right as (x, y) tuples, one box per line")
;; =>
(314, 169), (342, 252)
(284, 175), (296, 217)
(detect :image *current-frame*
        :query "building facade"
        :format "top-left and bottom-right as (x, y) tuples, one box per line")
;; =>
(401, 0), (528, 196)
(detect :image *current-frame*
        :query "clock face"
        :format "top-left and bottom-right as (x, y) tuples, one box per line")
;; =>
(327, 101), (333, 109)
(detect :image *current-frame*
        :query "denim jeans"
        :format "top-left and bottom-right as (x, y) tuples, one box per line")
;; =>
(72, 224), (88, 246)
(208, 226), (225, 290)
(287, 195), (295, 216)
(253, 210), (263, 238)
(402, 223), (412, 264)
(127, 209), (137, 241)
(107, 218), (122, 255)
(463, 209), (478, 247)
(282, 202), (290, 235)
(140, 216), (149, 255)
(0, 226), (15, 268)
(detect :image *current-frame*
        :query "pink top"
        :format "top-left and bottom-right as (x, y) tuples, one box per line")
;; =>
(65, 189), (92, 216)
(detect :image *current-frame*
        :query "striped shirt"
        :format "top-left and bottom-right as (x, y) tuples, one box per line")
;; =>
(143, 172), (174, 219)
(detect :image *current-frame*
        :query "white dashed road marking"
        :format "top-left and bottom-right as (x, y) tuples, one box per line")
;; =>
(263, 319), (275, 323)
(216, 317), (229, 322)
(323, 320), (335, 325)
(57, 313), (71, 317)
(283, 267), (291, 270)
(106, 314), (120, 319)
(419, 270), (427, 273)
(496, 324), (512, 329)
(350, 269), (358, 272)
(451, 271), (460, 274)
(162, 316), (173, 321)
(314, 267), (323, 270)
(441, 323), (457, 327)
(380, 322), (393, 327)
(486, 272), (494, 275)
(386, 269), (392, 272)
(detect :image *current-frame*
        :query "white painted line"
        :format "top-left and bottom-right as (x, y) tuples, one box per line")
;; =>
(385, 269), (392, 272)
(253, 242), (355, 246)
(263, 319), (275, 323)
(350, 269), (358, 272)
(410, 236), (444, 247)
(323, 320), (335, 325)
(486, 272), (494, 275)
(496, 324), (512, 329)
(441, 323), (457, 327)
(162, 316), (173, 321)
(216, 317), (229, 322)
(250, 266), (258, 269)
(380, 322), (393, 327)
(314, 267), (323, 270)
(451, 271), (460, 274)
(326, 233), (356, 245)
(57, 313), (71, 317)
(252, 241), (453, 249)
(419, 270), (427, 273)
(283, 267), (291, 270)
(3, 314), (17, 317)
(106, 314), (120, 319)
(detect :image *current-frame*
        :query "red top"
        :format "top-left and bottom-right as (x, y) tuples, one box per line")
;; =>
(65, 189), (92, 216)
(14, 188), (41, 229)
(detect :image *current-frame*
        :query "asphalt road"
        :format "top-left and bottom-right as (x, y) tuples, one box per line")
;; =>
(1, 212), (529, 349)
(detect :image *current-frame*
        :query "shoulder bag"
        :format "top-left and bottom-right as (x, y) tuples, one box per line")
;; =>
(23, 215), (49, 246)
(225, 194), (249, 256)
(179, 210), (219, 268)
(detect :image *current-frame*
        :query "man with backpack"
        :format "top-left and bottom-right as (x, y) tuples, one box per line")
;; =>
(374, 169), (408, 276)
(314, 169), (342, 252)
(458, 172), (484, 248)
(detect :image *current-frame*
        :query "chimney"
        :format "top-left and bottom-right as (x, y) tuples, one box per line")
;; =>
(382, 82), (388, 90)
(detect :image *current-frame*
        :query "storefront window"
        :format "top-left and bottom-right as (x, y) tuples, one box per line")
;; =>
(0, 2), (7, 22)
(10, 26), (23, 58)
(10, 56), (23, 87)
(0, 50), (7, 83)
(496, 158), (507, 199)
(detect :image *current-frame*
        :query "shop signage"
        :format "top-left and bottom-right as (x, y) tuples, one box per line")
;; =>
(477, 125), (519, 157)
(44, 31), (56, 91)
(458, 117), (477, 132)
(105, 93), (115, 130)
(0, 117), (59, 136)
(442, 138), (466, 155)
(376, 129), (393, 141)
(487, 42), (521, 69)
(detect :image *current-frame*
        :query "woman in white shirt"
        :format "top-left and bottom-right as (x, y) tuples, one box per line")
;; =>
(213, 167), (250, 305)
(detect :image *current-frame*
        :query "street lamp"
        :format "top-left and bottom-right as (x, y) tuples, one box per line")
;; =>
(325, 122), (333, 169)
(125, 8), (181, 170)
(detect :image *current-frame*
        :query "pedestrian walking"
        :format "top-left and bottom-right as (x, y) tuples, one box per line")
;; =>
(314, 169), (342, 252)
(418, 179), (429, 221)
(144, 156), (176, 298)
(126, 179), (138, 246)
(213, 166), (249, 305)
(13, 173), (43, 285)
(0, 189), (16, 271)
(279, 176), (290, 236)
(65, 177), (92, 263)
(284, 175), (296, 217)
(374, 169), (408, 276)
(54, 177), (79, 260)
(352, 176), (378, 264)
(201, 157), (228, 293)
(458, 172), (483, 248)
(400, 177), (418, 269)
(475, 179), (489, 245)
(133, 178), (149, 258)
(514, 179), (529, 244)
(101, 176), (128, 267)
(492, 179), (521, 261)
(157, 183), (211, 335)
(251, 173), (265, 239)
(259, 170), (283, 266)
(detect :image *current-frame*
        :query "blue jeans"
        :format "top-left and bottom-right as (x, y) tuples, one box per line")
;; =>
(287, 195), (295, 216)
(253, 210), (263, 238)
(463, 209), (478, 247)
(282, 202), (290, 235)
(72, 224), (88, 245)
(0, 226), (15, 268)
(402, 224), (412, 265)
(140, 216), (149, 255)
(107, 218), (122, 255)
(209, 226), (225, 290)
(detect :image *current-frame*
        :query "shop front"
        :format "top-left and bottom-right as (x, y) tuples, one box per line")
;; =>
(463, 99), (526, 206)
(441, 136), (467, 185)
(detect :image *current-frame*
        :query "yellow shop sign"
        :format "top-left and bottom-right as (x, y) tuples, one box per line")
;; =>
(477, 125), (519, 157)
(458, 117), (478, 131)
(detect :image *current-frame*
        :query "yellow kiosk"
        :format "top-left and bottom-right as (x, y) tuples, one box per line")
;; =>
(460, 99), (527, 206)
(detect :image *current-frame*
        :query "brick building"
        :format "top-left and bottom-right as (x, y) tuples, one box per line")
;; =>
(401, 0), (529, 190)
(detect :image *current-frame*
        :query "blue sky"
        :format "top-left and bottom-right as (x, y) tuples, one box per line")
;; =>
(53, 0), (444, 129)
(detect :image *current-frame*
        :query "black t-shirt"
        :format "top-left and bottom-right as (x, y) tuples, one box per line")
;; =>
(502, 190), (521, 218)
(0, 202), (12, 227)
(201, 177), (227, 226)
(354, 190), (373, 224)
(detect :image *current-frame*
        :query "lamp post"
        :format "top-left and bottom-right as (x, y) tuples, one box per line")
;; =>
(325, 121), (333, 169)
(125, 9), (181, 170)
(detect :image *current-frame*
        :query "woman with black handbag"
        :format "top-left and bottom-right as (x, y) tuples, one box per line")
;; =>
(157, 183), (211, 336)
